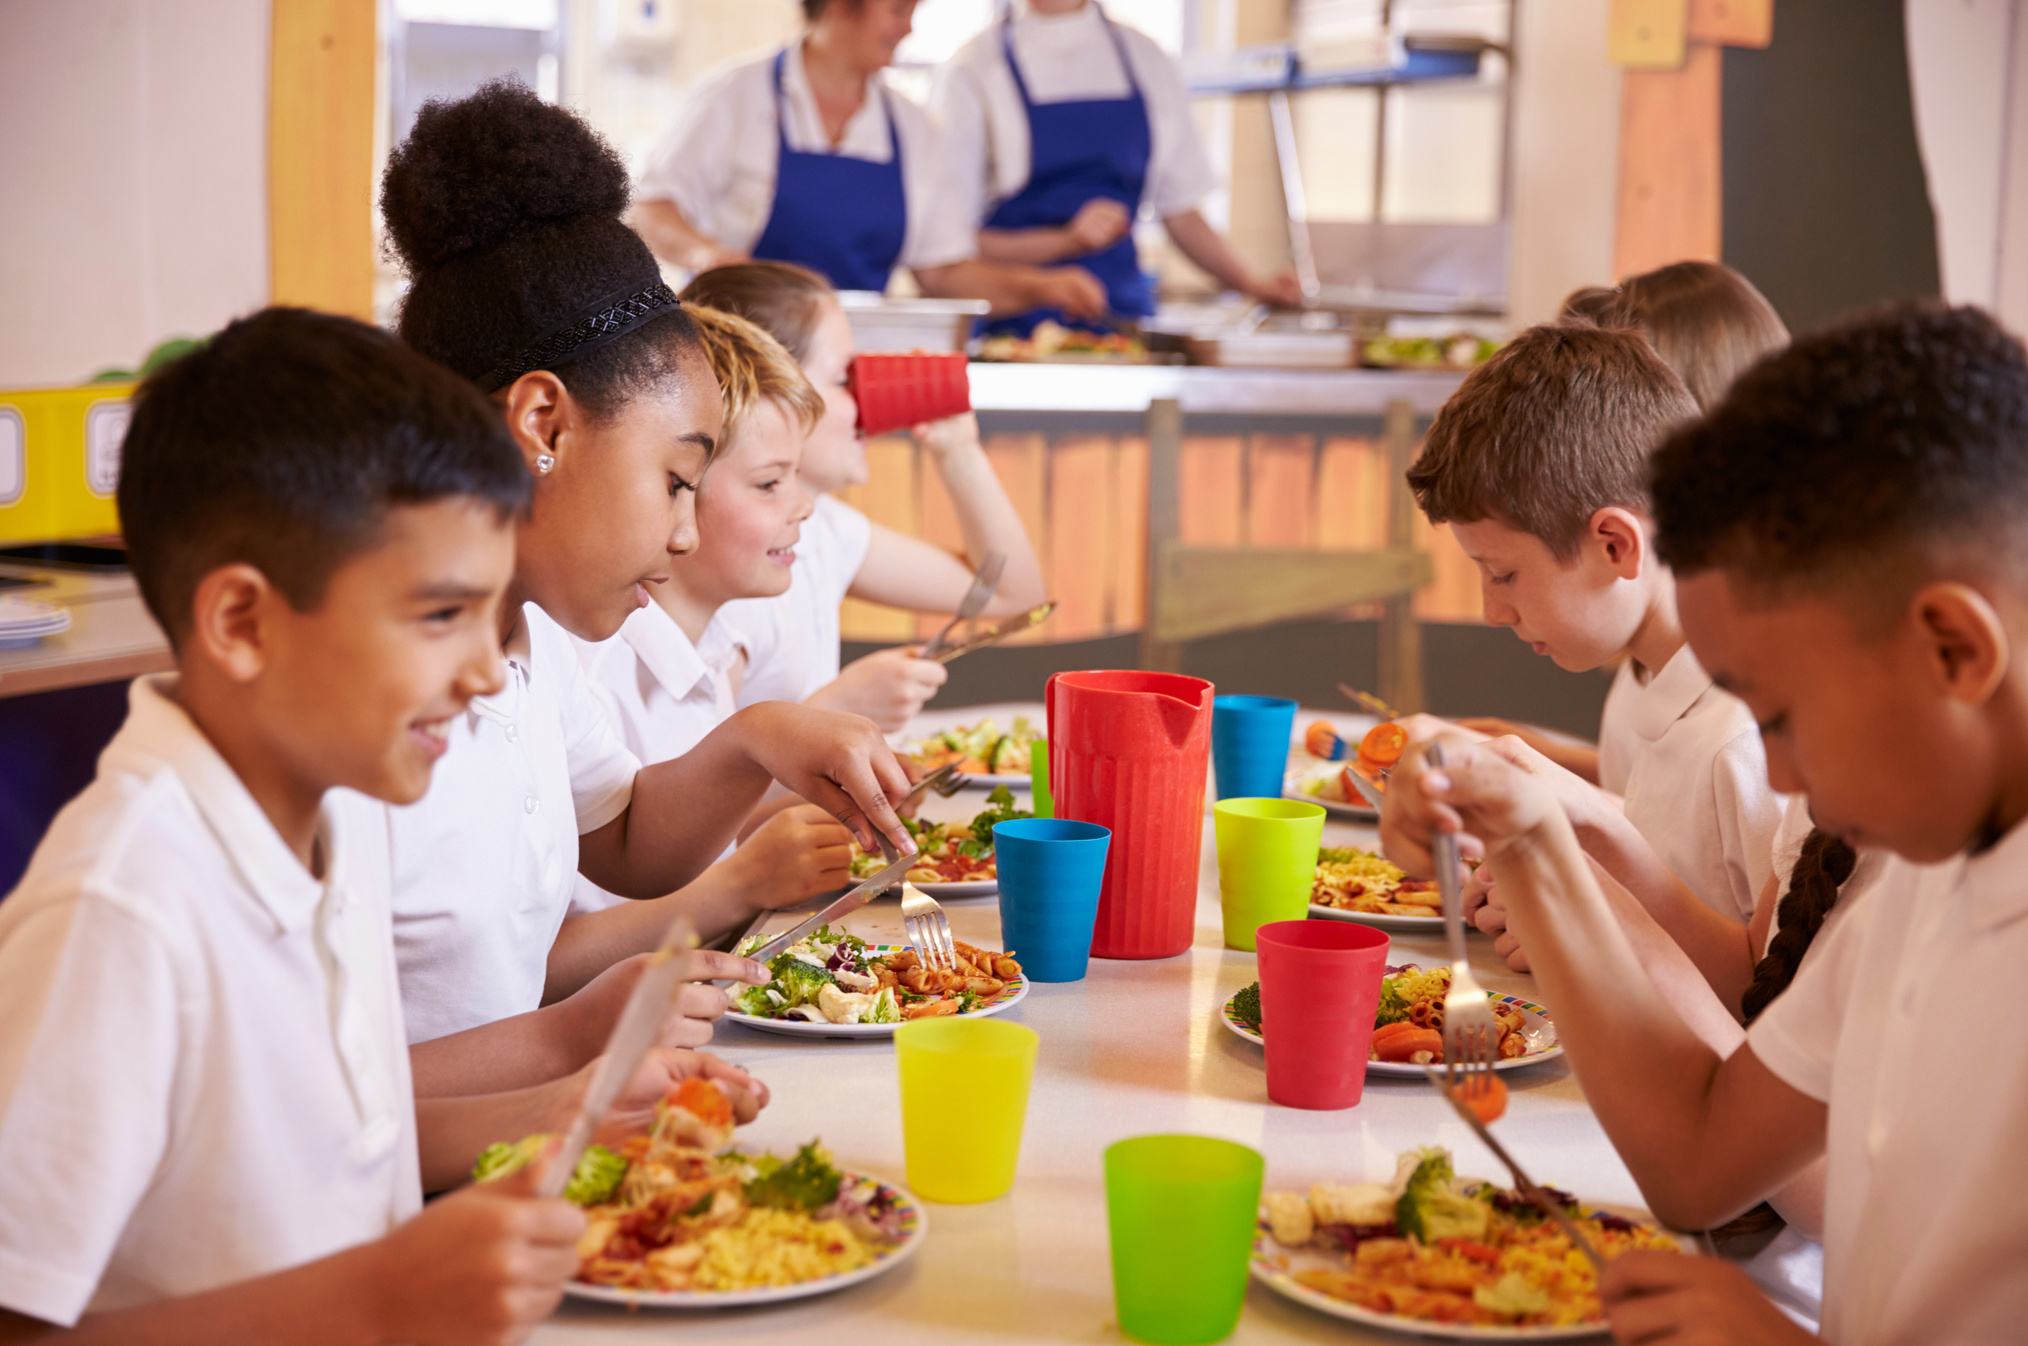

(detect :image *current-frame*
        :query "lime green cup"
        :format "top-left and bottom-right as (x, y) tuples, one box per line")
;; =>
(1213, 798), (1326, 951)
(1105, 1135), (1265, 1344)
(1029, 737), (1053, 817)
(895, 1017), (1039, 1202)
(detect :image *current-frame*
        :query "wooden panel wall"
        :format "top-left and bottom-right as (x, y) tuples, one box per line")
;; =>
(837, 429), (1482, 646)
(268, 0), (377, 319)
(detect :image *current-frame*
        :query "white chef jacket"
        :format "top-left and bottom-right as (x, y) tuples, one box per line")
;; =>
(931, 0), (1219, 230)
(1597, 646), (1786, 923)
(0, 677), (419, 1327)
(390, 602), (639, 1042)
(726, 493), (875, 708)
(1748, 819), (2028, 1344)
(636, 43), (975, 278)
(569, 602), (749, 914)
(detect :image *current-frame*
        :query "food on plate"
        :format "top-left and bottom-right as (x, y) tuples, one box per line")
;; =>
(1259, 1146), (1681, 1329)
(1361, 333), (1501, 370)
(850, 786), (1029, 883)
(907, 716), (1040, 776)
(476, 1079), (909, 1294)
(1311, 847), (1441, 916)
(975, 320), (1145, 363)
(1304, 720), (1349, 761)
(473, 1134), (627, 1207)
(1231, 966), (1531, 1067)
(1355, 721), (1408, 773)
(733, 925), (1022, 1025)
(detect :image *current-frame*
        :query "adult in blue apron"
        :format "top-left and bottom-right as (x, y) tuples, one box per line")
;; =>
(750, 49), (909, 294)
(981, 8), (1152, 336)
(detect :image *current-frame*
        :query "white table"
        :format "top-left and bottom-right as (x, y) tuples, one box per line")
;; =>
(533, 706), (1642, 1344)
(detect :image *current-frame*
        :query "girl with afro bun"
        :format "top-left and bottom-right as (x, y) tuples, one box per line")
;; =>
(378, 81), (919, 1094)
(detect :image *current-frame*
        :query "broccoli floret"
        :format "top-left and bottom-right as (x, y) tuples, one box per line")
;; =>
(732, 983), (777, 1016)
(744, 1141), (844, 1211)
(1374, 976), (1411, 1027)
(865, 986), (901, 1024)
(1232, 982), (1263, 1032)
(768, 954), (837, 1008)
(1394, 1147), (1490, 1243)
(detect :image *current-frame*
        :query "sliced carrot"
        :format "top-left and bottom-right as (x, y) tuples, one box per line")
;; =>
(1359, 722), (1410, 768)
(1371, 1020), (1420, 1045)
(1375, 1026), (1444, 1062)
(1459, 1073), (1508, 1124)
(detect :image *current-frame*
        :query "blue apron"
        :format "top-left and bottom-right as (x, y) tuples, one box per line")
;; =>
(751, 50), (909, 293)
(982, 10), (1154, 336)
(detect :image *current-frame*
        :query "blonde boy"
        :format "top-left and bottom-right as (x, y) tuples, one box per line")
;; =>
(1407, 322), (1785, 927)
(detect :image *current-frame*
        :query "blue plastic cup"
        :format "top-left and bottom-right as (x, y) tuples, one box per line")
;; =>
(993, 818), (1111, 982)
(1211, 695), (1298, 802)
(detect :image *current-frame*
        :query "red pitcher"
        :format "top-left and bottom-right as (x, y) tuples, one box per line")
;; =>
(1046, 670), (1215, 959)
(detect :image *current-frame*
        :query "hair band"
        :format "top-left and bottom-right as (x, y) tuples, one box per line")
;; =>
(474, 280), (683, 393)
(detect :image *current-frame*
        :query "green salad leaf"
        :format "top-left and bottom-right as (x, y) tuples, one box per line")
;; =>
(471, 1136), (626, 1207)
(743, 1141), (843, 1211)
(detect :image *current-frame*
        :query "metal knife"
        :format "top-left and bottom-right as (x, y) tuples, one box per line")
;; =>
(538, 913), (705, 1199)
(1342, 762), (1387, 812)
(919, 552), (1006, 661)
(929, 601), (1058, 665)
(742, 846), (919, 965)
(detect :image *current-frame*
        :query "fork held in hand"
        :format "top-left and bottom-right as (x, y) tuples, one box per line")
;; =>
(900, 882), (959, 972)
(1425, 744), (1501, 1095)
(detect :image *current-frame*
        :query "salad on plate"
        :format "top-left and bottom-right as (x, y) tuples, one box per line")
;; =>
(906, 716), (1039, 777)
(732, 925), (1023, 1026)
(850, 786), (1029, 885)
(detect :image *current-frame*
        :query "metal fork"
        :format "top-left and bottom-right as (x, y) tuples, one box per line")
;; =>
(1426, 743), (1500, 1094)
(918, 552), (1006, 661)
(900, 761), (964, 810)
(900, 882), (959, 972)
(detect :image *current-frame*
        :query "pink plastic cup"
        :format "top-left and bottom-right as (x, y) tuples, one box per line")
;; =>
(849, 351), (971, 435)
(1255, 920), (1390, 1110)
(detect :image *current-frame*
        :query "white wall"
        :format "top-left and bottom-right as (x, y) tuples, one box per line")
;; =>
(1507, 0), (1620, 328)
(0, 0), (270, 389)
(1906, 0), (2028, 335)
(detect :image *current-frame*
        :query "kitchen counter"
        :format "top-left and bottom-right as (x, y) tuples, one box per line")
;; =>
(531, 702), (1645, 1346)
(0, 563), (170, 699)
(967, 361), (1467, 419)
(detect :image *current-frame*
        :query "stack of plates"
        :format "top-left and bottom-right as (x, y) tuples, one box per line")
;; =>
(0, 596), (71, 645)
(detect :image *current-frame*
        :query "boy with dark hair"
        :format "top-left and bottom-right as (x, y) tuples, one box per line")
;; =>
(0, 308), (760, 1343)
(1405, 322), (1786, 981)
(1386, 301), (2028, 1343)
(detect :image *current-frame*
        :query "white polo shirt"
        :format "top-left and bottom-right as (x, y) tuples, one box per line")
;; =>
(570, 602), (748, 915)
(0, 676), (418, 1327)
(1748, 820), (2028, 1344)
(931, 1), (1219, 230)
(1597, 645), (1785, 922)
(635, 44), (975, 278)
(390, 602), (639, 1043)
(726, 493), (875, 708)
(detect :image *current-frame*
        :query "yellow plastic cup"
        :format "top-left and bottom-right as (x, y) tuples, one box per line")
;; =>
(1214, 798), (1326, 951)
(895, 1016), (1039, 1202)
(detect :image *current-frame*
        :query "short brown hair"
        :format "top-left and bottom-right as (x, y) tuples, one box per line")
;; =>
(681, 262), (835, 365)
(684, 305), (825, 445)
(1599, 261), (1789, 412)
(1407, 322), (1699, 558)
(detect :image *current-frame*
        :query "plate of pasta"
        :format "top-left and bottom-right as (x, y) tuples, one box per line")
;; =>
(1221, 967), (1562, 1076)
(728, 926), (1027, 1039)
(1308, 846), (1445, 931)
(1252, 1147), (1688, 1338)
(474, 1079), (926, 1308)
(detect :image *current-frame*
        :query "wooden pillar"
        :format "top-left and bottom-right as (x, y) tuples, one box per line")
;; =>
(1138, 399), (1185, 673)
(1375, 399), (1425, 713)
(269, 0), (377, 319)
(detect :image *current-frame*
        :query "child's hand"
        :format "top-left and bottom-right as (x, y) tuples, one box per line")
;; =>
(811, 647), (948, 734)
(1468, 877), (1533, 972)
(1602, 1250), (1818, 1345)
(730, 804), (854, 911)
(1478, 734), (1616, 833)
(734, 702), (918, 856)
(1381, 736), (1566, 878)
(565, 947), (766, 1054)
(592, 1047), (769, 1146)
(370, 1159), (583, 1346)
(912, 412), (983, 459)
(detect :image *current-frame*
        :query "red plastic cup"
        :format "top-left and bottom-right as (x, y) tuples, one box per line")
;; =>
(1046, 670), (1215, 960)
(1255, 920), (1390, 1109)
(849, 351), (971, 435)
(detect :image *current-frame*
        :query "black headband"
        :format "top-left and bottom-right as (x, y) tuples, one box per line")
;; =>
(474, 280), (683, 393)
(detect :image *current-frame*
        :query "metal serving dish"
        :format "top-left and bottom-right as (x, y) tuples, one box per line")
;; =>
(836, 292), (991, 353)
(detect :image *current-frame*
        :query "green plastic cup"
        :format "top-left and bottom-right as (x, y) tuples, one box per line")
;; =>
(1030, 737), (1053, 817)
(1105, 1135), (1265, 1344)
(895, 1017), (1038, 1202)
(1213, 798), (1326, 951)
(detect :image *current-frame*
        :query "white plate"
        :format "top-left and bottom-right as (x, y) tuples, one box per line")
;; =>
(562, 1172), (926, 1309)
(954, 771), (1029, 788)
(911, 879), (999, 899)
(1218, 990), (1563, 1075)
(726, 945), (1028, 1039)
(1307, 902), (1444, 932)
(1284, 760), (1378, 821)
(1250, 1203), (1686, 1340)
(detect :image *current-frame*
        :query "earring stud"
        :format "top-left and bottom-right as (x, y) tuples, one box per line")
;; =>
(535, 453), (555, 475)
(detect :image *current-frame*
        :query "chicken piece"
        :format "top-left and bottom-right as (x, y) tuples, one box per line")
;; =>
(1264, 1191), (1315, 1247)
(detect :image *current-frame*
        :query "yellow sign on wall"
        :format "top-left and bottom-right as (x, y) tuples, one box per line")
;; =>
(0, 385), (136, 545)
